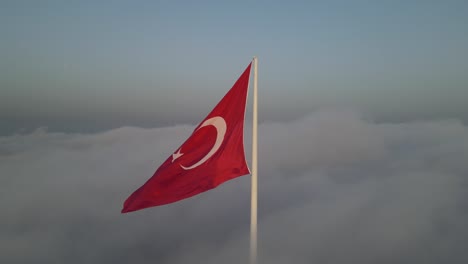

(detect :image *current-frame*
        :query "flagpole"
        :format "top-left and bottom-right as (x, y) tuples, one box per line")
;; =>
(250, 56), (258, 264)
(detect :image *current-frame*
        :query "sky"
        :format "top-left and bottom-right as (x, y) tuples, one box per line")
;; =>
(1, 1), (468, 263)
(1, 0), (468, 135)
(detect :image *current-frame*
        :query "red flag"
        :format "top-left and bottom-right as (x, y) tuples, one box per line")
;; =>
(122, 63), (252, 213)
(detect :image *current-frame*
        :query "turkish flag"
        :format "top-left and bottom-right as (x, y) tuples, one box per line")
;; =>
(122, 63), (252, 213)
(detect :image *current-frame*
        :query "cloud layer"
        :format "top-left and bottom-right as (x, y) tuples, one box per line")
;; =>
(1, 110), (468, 264)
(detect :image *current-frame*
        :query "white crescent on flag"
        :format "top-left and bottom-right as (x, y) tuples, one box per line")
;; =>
(176, 116), (227, 170)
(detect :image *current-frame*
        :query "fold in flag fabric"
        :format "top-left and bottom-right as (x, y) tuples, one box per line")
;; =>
(122, 63), (252, 213)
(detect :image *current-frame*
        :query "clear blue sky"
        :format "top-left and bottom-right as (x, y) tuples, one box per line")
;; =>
(1, 0), (468, 134)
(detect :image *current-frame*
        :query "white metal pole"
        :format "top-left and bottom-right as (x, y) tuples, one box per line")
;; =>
(250, 56), (258, 264)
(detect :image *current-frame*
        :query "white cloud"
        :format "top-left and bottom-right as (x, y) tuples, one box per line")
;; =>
(1, 110), (468, 264)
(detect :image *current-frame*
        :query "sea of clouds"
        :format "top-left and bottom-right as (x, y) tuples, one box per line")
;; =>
(1, 110), (468, 264)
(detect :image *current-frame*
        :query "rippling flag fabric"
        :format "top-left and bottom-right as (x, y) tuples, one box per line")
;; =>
(122, 63), (252, 213)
